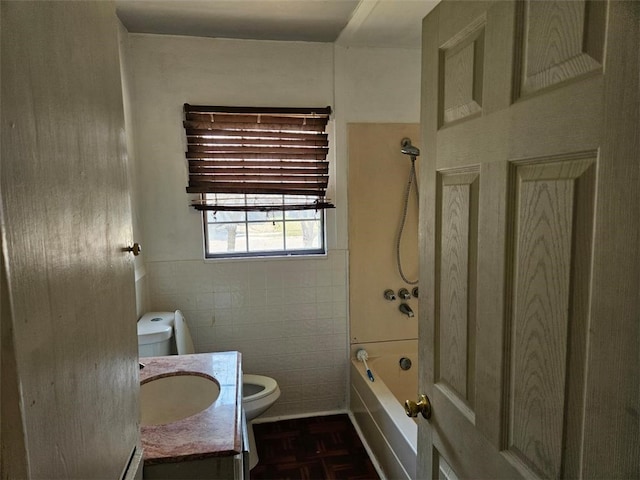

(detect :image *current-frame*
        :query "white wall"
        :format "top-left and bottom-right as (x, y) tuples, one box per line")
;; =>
(127, 32), (421, 417)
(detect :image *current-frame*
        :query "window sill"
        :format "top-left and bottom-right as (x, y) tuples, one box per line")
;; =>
(202, 252), (329, 264)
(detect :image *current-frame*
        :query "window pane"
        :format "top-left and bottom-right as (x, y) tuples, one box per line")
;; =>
(246, 194), (284, 221)
(247, 209), (283, 222)
(284, 208), (320, 220)
(247, 222), (284, 251)
(284, 194), (314, 204)
(206, 193), (246, 222)
(208, 210), (245, 223)
(284, 195), (321, 220)
(246, 194), (282, 205)
(206, 192), (245, 205)
(284, 220), (321, 250)
(207, 223), (247, 254)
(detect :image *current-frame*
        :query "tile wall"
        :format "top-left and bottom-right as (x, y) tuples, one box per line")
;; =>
(146, 250), (349, 417)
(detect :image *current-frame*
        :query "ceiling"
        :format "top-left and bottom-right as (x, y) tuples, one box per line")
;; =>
(116, 0), (440, 49)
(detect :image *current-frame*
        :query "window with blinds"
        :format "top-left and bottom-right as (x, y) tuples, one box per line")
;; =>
(182, 104), (333, 258)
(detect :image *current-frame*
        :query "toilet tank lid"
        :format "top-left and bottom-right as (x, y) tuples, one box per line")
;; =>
(137, 312), (175, 345)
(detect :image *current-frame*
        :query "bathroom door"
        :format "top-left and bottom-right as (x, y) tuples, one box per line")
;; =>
(1, 2), (140, 478)
(417, 1), (639, 478)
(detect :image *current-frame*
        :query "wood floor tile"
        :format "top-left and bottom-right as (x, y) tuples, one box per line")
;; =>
(251, 414), (380, 480)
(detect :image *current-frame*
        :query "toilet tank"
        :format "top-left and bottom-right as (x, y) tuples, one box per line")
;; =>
(137, 312), (175, 357)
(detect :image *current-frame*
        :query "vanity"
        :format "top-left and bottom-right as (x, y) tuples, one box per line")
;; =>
(139, 352), (248, 479)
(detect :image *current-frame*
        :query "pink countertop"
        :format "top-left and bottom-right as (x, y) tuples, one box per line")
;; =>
(139, 352), (242, 465)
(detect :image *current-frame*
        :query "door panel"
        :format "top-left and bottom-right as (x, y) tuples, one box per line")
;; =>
(434, 447), (460, 480)
(439, 17), (485, 126)
(506, 155), (596, 478)
(515, 0), (606, 97)
(419, 1), (639, 478)
(436, 169), (479, 419)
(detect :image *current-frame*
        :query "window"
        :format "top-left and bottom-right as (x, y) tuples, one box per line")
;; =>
(182, 104), (333, 258)
(204, 194), (324, 257)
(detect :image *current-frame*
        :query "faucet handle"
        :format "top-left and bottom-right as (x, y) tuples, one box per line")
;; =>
(398, 288), (411, 300)
(384, 289), (397, 301)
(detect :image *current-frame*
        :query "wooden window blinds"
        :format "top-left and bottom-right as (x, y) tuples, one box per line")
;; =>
(183, 104), (334, 211)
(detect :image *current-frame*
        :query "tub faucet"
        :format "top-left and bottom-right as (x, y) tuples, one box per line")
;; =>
(399, 303), (414, 318)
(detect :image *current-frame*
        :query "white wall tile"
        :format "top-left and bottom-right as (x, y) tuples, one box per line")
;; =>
(316, 302), (334, 319)
(194, 325), (216, 344)
(247, 288), (266, 307)
(333, 301), (347, 318)
(332, 268), (346, 286)
(213, 308), (233, 325)
(196, 292), (215, 310)
(186, 310), (215, 327)
(266, 287), (284, 306)
(315, 269), (333, 287)
(287, 287), (316, 305)
(174, 292), (199, 311)
(214, 292), (232, 309)
(316, 286), (333, 304)
(332, 285), (347, 303)
(260, 305), (283, 323)
(265, 268), (284, 289)
(333, 317), (348, 334)
(231, 291), (250, 308)
(150, 293), (178, 312)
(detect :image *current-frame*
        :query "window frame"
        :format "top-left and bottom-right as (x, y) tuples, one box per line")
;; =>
(201, 193), (327, 259)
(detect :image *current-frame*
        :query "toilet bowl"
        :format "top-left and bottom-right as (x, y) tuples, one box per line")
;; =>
(137, 311), (280, 469)
(242, 374), (281, 469)
(243, 374), (281, 420)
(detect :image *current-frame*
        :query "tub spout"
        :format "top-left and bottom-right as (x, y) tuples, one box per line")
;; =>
(399, 303), (414, 317)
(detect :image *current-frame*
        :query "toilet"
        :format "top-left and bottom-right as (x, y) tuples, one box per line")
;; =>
(137, 311), (280, 469)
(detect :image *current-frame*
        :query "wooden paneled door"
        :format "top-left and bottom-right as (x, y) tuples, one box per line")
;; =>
(417, 1), (639, 478)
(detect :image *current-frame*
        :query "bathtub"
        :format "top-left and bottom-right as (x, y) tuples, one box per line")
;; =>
(350, 340), (418, 480)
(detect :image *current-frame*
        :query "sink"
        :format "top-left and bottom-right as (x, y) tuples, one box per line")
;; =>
(140, 373), (220, 426)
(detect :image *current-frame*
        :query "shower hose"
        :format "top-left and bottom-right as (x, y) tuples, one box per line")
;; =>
(396, 157), (419, 285)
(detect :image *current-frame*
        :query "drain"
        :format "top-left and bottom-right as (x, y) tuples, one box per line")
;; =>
(399, 357), (412, 370)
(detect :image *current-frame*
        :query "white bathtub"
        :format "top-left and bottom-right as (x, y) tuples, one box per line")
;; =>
(350, 340), (418, 480)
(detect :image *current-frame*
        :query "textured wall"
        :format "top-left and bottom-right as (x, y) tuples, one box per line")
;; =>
(348, 123), (420, 344)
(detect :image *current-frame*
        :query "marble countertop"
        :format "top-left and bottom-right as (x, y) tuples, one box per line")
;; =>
(139, 352), (242, 465)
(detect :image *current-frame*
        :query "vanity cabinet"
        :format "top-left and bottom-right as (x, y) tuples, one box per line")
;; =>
(139, 352), (246, 479)
(142, 453), (243, 479)
(143, 411), (249, 480)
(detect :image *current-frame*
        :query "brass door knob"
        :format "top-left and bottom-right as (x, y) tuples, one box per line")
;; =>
(124, 243), (142, 256)
(405, 394), (432, 419)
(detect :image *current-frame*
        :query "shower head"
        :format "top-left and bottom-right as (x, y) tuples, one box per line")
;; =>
(400, 138), (420, 158)
(402, 144), (420, 157)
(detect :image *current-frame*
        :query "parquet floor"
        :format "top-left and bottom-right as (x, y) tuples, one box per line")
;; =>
(251, 414), (381, 480)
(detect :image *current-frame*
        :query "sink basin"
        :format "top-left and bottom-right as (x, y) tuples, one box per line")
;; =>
(140, 373), (220, 426)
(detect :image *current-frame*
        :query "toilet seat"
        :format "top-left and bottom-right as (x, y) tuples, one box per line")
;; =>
(243, 374), (279, 401)
(174, 310), (195, 355)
